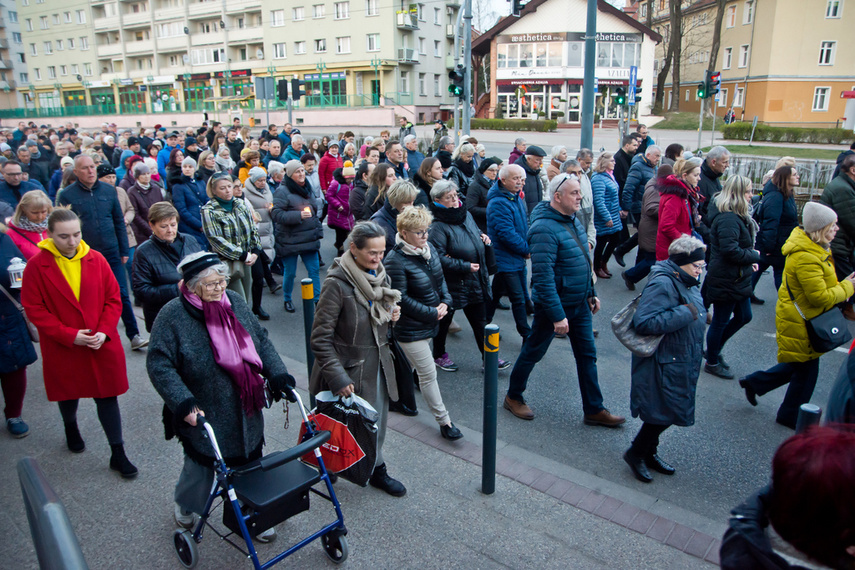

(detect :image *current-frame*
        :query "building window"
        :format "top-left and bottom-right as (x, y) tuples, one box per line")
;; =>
(76, 10), (86, 24)
(56, 40), (64, 51)
(34, 69), (41, 81)
(314, 38), (326, 52)
(71, 64), (78, 75)
(813, 87), (830, 111)
(434, 7), (441, 24)
(366, 0), (378, 15)
(641, 3), (647, 17)
(434, 40), (441, 57)
(743, 0), (754, 23)
(417, 3), (425, 20)
(64, 11), (71, 23)
(40, 16), (48, 29)
(17, 53), (24, 64)
(293, 6), (305, 20)
(367, 34), (380, 52)
(733, 87), (744, 107)
(819, 41), (836, 64)
(273, 42), (287, 59)
(12, 32), (21, 44)
(20, 73), (28, 84)
(826, 0), (842, 17)
(52, 13), (60, 25)
(191, 48), (226, 65)
(726, 5), (736, 27)
(738, 44), (749, 67)
(401, 71), (409, 93)
(29, 44), (36, 56)
(685, 89), (690, 102)
(84, 63), (93, 76)
(68, 38), (75, 49)
(719, 88), (728, 107)
(334, 2), (349, 19)
(7, 11), (17, 23)
(595, 41), (638, 68)
(419, 73), (426, 96)
(295, 41), (306, 54)
(336, 36), (350, 54)
(43, 41), (52, 55)
(270, 9), (285, 26)
(418, 37), (426, 55)
(723, 47), (732, 69)
(434, 73), (440, 96)
(168, 55), (179, 67)
(313, 4), (325, 18)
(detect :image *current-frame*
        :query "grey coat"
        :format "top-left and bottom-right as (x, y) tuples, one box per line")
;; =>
(630, 260), (706, 426)
(242, 178), (275, 261)
(309, 262), (398, 404)
(147, 291), (290, 462)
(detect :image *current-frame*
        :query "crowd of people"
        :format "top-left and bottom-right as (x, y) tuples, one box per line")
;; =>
(2, 117), (855, 561)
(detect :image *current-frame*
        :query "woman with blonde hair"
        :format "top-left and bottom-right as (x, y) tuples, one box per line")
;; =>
(362, 162), (396, 219)
(7, 190), (52, 259)
(703, 175), (761, 378)
(384, 206), (463, 441)
(591, 152), (623, 278)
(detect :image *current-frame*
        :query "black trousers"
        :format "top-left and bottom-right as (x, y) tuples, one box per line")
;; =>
(251, 253), (275, 312)
(433, 302), (487, 358)
(58, 397), (124, 445)
(332, 227), (350, 256)
(629, 422), (670, 457)
(594, 233), (621, 269)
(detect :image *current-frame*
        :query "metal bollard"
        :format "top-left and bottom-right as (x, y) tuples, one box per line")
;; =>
(482, 324), (500, 495)
(796, 403), (822, 434)
(301, 278), (316, 409)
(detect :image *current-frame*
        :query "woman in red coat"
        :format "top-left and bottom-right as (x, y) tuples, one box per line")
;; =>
(656, 157), (703, 261)
(318, 144), (343, 193)
(21, 208), (138, 478)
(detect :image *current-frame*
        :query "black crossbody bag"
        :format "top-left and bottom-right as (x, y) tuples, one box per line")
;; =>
(785, 277), (852, 353)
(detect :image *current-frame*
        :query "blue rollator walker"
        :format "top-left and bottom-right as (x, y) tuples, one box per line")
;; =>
(172, 388), (348, 568)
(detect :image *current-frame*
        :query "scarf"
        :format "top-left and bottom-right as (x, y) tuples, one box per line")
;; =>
(338, 251), (401, 326)
(180, 283), (267, 416)
(395, 233), (431, 260)
(454, 157), (475, 178)
(429, 201), (467, 226)
(284, 176), (310, 199)
(214, 196), (235, 212)
(136, 181), (152, 192)
(15, 216), (49, 233)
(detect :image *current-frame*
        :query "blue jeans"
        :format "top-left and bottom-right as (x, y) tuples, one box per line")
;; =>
(743, 359), (820, 427)
(623, 250), (656, 283)
(508, 301), (604, 415)
(108, 257), (140, 340)
(487, 270), (530, 339)
(705, 297), (752, 365)
(282, 251), (320, 302)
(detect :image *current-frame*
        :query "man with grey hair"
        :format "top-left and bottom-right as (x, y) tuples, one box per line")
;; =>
(509, 137), (527, 165)
(504, 173), (625, 427)
(404, 134), (424, 172)
(614, 145), (662, 266)
(438, 136), (455, 154)
(698, 146), (730, 224)
(561, 159), (595, 250)
(486, 163), (531, 339)
(282, 133), (306, 162)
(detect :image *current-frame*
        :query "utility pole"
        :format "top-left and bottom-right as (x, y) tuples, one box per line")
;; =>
(462, 0), (473, 134)
(580, 0), (597, 150)
(697, 96), (705, 152)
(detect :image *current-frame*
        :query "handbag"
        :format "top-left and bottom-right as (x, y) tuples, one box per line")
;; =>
(785, 277), (852, 353)
(611, 274), (684, 357)
(0, 283), (39, 342)
(389, 330), (418, 412)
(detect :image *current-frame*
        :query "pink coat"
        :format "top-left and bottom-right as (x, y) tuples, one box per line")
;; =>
(7, 223), (48, 260)
(326, 180), (354, 231)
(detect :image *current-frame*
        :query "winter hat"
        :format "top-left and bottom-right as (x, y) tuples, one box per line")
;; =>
(284, 159), (303, 178)
(60, 156), (74, 168)
(478, 157), (500, 174)
(0, 143), (10, 152)
(96, 163), (115, 178)
(802, 201), (837, 233)
(249, 167), (267, 183)
(342, 160), (356, 178)
(81, 136), (95, 148)
(524, 145), (546, 157)
(178, 252), (222, 284)
(435, 149), (453, 169)
(25, 140), (38, 148)
(128, 136), (139, 147)
(185, 136), (198, 147)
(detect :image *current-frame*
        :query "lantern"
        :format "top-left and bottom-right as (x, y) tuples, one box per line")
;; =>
(7, 257), (25, 289)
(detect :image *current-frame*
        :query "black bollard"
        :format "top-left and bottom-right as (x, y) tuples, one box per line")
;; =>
(301, 278), (316, 408)
(796, 403), (822, 434)
(482, 324), (500, 495)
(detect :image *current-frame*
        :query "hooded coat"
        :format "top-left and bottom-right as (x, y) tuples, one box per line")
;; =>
(0, 232), (37, 375)
(756, 181), (798, 260)
(318, 150), (343, 193)
(622, 153), (657, 215)
(775, 228), (855, 363)
(513, 154), (544, 213)
(819, 172), (855, 267)
(349, 178), (370, 222)
(427, 202), (489, 309)
(698, 160), (724, 223)
(630, 260), (706, 426)
(705, 199), (761, 303)
(127, 180), (166, 244)
(465, 171), (492, 233)
(326, 169), (355, 231)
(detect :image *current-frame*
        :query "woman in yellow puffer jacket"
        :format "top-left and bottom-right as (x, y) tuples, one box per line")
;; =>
(739, 202), (855, 429)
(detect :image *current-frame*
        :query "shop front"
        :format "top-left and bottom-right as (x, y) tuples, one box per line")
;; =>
(215, 69), (254, 109)
(304, 72), (347, 107)
(183, 73), (214, 112)
(118, 79), (146, 114)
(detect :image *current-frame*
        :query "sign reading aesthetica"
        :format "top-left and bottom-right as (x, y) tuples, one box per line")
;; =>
(497, 32), (642, 43)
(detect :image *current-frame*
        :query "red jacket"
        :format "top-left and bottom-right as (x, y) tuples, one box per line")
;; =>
(7, 223), (47, 260)
(656, 175), (693, 261)
(21, 246), (128, 401)
(318, 151), (343, 194)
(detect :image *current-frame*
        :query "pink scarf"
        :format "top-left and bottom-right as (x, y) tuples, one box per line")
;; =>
(181, 284), (266, 416)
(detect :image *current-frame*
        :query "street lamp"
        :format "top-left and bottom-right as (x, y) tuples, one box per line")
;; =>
(370, 56), (382, 106)
(316, 60), (326, 107)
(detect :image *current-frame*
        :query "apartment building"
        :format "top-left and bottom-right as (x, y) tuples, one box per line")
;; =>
(0, 1), (28, 109)
(632, 0), (855, 127)
(17, 0), (460, 121)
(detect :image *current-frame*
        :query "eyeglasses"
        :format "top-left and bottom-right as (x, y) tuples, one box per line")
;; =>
(411, 229), (429, 237)
(211, 171), (232, 181)
(691, 262), (706, 270)
(201, 278), (230, 291)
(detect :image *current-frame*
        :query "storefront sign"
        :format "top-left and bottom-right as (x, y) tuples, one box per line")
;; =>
(497, 67), (564, 80)
(497, 78), (565, 86)
(214, 70), (252, 78)
(87, 80), (110, 88)
(189, 73), (211, 80)
(119, 78), (134, 86)
(150, 75), (175, 83)
(498, 32), (642, 44)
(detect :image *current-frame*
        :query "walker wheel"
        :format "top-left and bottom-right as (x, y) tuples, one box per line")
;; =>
(321, 533), (348, 564)
(173, 529), (199, 569)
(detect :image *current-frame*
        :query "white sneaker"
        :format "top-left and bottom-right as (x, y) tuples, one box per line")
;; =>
(174, 504), (197, 529)
(254, 527), (277, 543)
(131, 335), (149, 351)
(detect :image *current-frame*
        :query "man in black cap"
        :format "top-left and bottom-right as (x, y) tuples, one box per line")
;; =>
(157, 131), (181, 181)
(514, 145), (546, 215)
(184, 137), (200, 162)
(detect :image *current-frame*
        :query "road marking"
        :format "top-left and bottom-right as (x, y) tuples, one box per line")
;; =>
(763, 332), (849, 354)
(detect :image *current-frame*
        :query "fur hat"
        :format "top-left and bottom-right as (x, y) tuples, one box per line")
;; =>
(802, 201), (837, 233)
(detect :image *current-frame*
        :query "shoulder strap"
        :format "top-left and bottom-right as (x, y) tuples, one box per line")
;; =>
(784, 275), (808, 321)
(0, 283), (25, 311)
(8, 225), (40, 248)
(559, 220), (592, 275)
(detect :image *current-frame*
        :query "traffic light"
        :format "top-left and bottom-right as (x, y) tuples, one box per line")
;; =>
(277, 79), (288, 101)
(709, 71), (721, 97)
(448, 65), (465, 100)
(614, 87), (626, 106)
(290, 77), (306, 101)
(696, 82), (707, 99)
(634, 86), (643, 104)
(511, 0), (523, 16)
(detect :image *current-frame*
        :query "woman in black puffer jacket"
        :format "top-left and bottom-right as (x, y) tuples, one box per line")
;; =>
(703, 175), (761, 379)
(428, 180), (509, 372)
(750, 165), (799, 302)
(465, 157), (500, 233)
(447, 143), (476, 198)
(384, 206), (463, 441)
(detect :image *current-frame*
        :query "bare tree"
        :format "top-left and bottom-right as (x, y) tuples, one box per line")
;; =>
(667, 0), (683, 112)
(653, 33), (674, 112)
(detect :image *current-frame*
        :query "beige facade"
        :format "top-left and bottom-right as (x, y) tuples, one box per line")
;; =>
(17, 0), (460, 120)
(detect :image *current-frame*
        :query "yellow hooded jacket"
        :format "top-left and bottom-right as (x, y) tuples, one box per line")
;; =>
(37, 239), (91, 301)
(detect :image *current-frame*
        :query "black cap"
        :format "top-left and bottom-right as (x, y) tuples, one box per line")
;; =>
(525, 145), (546, 157)
(179, 253), (222, 283)
(128, 136), (139, 146)
(167, 131), (179, 139)
(96, 163), (116, 178)
(185, 136), (197, 147)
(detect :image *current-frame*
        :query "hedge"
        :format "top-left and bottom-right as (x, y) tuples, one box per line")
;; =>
(722, 123), (854, 145)
(447, 118), (558, 132)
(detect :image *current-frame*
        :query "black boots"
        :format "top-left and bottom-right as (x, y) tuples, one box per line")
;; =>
(110, 443), (139, 479)
(65, 423), (85, 453)
(623, 449), (653, 483)
(644, 454), (675, 475)
(369, 463), (406, 497)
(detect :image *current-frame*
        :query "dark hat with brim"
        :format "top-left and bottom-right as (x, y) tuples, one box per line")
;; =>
(179, 253), (222, 284)
(525, 145), (546, 157)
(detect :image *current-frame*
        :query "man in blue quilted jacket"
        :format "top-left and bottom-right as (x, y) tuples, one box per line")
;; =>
(503, 172), (626, 428)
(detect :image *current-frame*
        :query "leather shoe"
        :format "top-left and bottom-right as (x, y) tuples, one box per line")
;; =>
(750, 294), (765, 305)
(284, 301), (295, 313)
(389, 400), (418, 416)
(369, 463), (406, 497)
(739, 378), (758, 406)
(704, 362), (734, 379)
(595, 268), (611, 279)
(583, 409), (626, 427)
(503, 396), (534, 420)
(613, 251), (626, 267)
(623, 449), (653, 483)
(254, 307), (270, 321)
(645, 454), (675, 475)
(621, 271), (635, 291)
(440, 423), (463, 440)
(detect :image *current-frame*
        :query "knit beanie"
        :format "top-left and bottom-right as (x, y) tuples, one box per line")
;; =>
(342, 160), (356, 178)
(478, 157), (500, 174)
(249, 166), (267, 183)
(802, 201), (837, 233)
(285, 159), (302, 178)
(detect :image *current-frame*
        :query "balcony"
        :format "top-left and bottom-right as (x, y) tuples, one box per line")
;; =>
(122, 11), (151, 28)
(0, 38), (8, 49)
(396, 12), (419, 30)
(224, 0), (262, 13)
(191, 31), (225, 46)
(0, 59), (12, 70)
(0, 80), (17, 90)
(397, 48), (418, 64)
(447, 0), (460, 7)
(187, 1), (221, 19)
(94, 16), (120, 31)
(97, 43), (124, 58)
(227, 25), (261, 43)
(156, 36), (187, 52)
(125, 39), (154, 55)
(0, 17), (6, 28)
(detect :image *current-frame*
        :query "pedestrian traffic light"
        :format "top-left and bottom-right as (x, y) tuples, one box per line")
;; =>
(697, 82), (707, 99)
(634, 86), (643, 104)
(290, 77), (306, 101)
(448, 65), (465, 100)
(709, 71), (721, 97)
(277, 79), (288, 101)
(615, 87), (626, 106)
(510, 0), (524, 16)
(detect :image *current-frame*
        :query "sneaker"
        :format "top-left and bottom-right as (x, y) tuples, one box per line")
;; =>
(498, 358), (512, 370)
(6, 417), (29, 438)
(130, 335), (149, 351)
(254, 527), (277, 543)
(174, 504), (197, 529)
(434, 353), (458, 372)
(268, 282), (282, 294)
